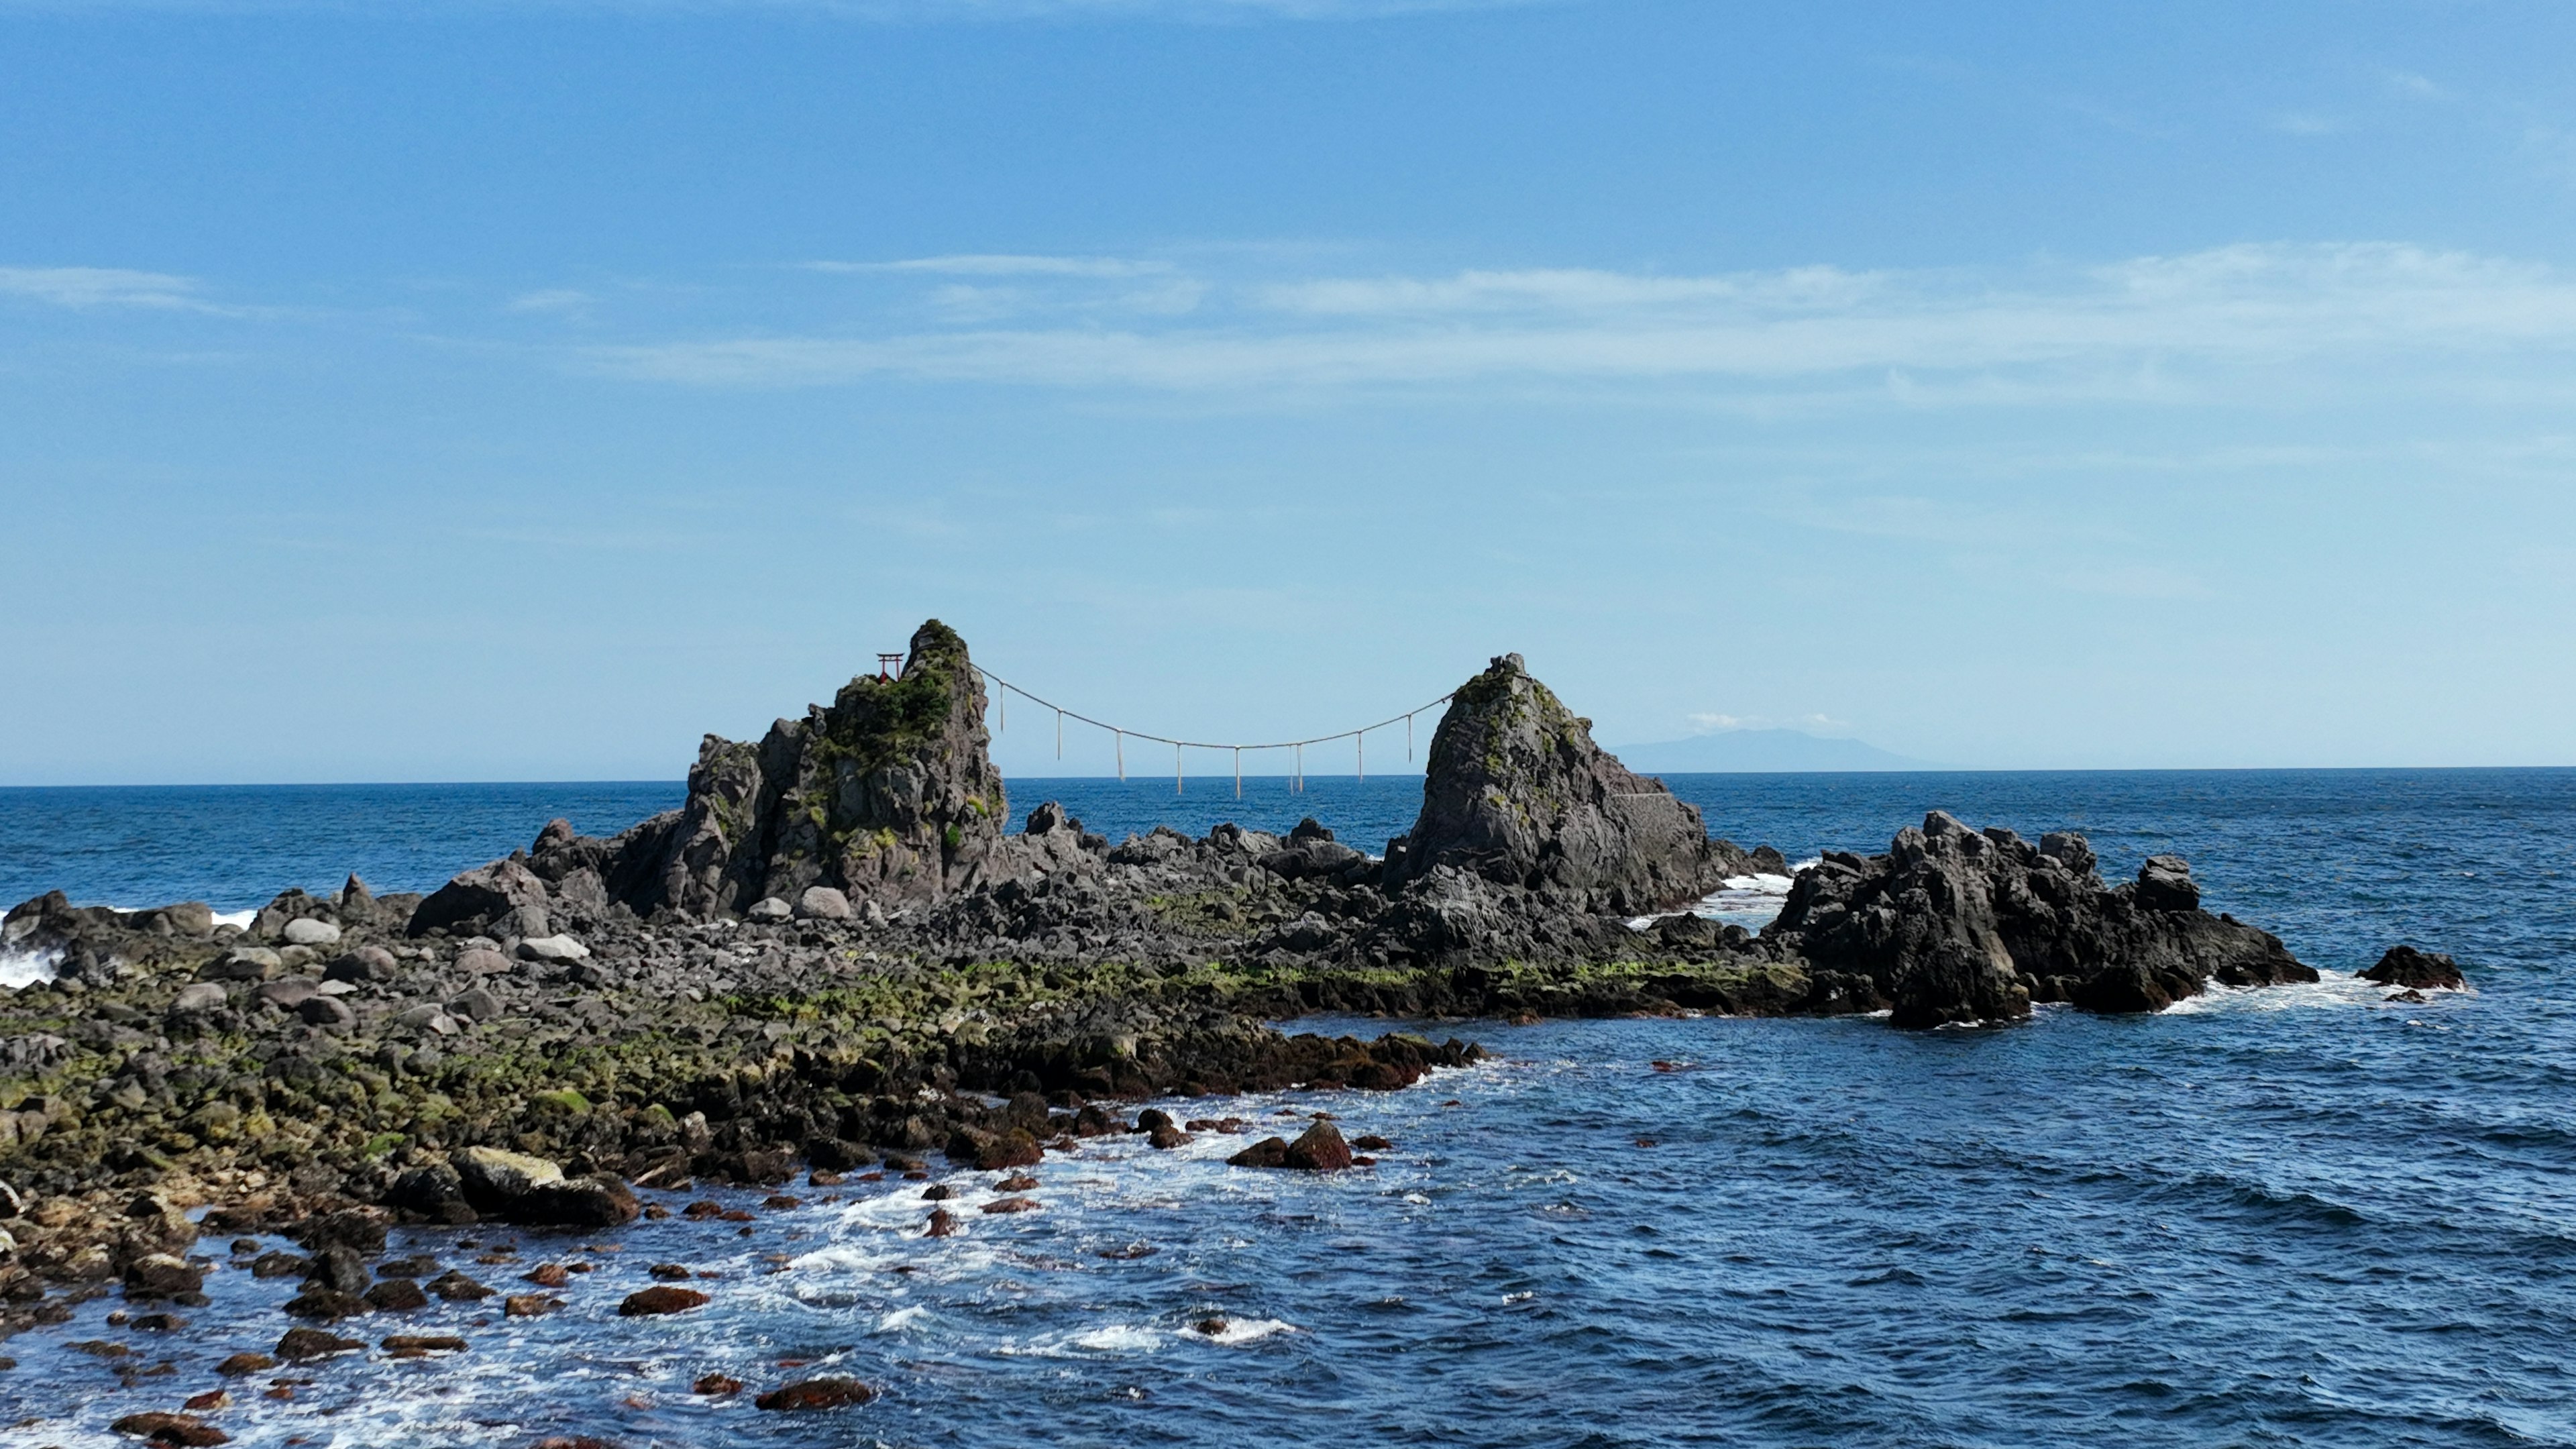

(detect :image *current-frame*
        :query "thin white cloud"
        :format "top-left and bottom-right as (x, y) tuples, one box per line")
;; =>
(589, 243), (2576, 394)
(505, 288), (592, 314)
(1685, 711), (1850, 736)
(808, 254), (1172, 278)
(0, 266), (209, 311)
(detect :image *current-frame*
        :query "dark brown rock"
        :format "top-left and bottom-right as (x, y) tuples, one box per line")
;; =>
(755, 1377), (876, 1411)
(1283, 1119), (1354, 1171)
(109, 1411), (229, 1446)
(425, 1270), (492, 1301)
(618, 1286), (710, 1316)
(364, 1279), (428, 1312)
(274, 1326), (364, 1361)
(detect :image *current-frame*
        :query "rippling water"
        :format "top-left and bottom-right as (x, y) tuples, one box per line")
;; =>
(3, 769), (2573, 1446)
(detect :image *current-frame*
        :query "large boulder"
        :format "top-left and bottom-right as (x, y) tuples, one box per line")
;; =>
(407, 858), (551, 938)
(1764, 812), (2314, 1026)
(529, 620), (1009, 919)
(1387, 653), (1730, 913)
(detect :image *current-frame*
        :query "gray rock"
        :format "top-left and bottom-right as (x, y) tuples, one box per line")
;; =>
(2135, 855), (2200, 912)
(455, 1144), (562, 1199)
(1388, 653), (1725, 913)
(201, 947), (281, 983)
(325, 947), (396, 983)
(168, 982), (227, 1016)
(1765, 811), (2315, 1024)
(747, 897), (793, 921)
(282, 918), (343, 947)
(298, 996), (356, 1028)
(445, 987), (503, 1022)
(795, 886), (853, 921)
(407, 859), (551, 938)
(393, 1005), (456, 1035)
(517, 934), (591, 963)
(454, 947), (511, 975)
(253, 978), (320, 1010)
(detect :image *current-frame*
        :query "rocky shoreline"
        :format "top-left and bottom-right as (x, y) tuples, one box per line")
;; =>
(0, 621), (2463, 1437)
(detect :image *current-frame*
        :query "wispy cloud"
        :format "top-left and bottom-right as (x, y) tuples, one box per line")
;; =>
(1686, 711), (1849, 735)
(0, 266), (212, 311)
(808, 254), (1171, 278)
(588, 243), (2576, 396)
(505, 288), (593, 315)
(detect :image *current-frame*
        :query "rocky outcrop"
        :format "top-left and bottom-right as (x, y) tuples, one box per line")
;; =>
(1763, 812), (2315, 1026)
(492, 620), (1012, 925)
(2361, 945), (2465, 991)
(1386, 654), (1737, 914)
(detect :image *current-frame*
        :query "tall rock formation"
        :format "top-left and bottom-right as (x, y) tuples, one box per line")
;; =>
(1387, 653), (1729, 913)
(430, 620), (1012, 929)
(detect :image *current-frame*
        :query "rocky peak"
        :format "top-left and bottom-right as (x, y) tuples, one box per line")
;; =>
(1389, 652), (1723, 912)
(508, 619), (1009, 922)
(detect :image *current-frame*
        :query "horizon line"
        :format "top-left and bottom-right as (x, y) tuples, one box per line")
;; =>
(5, 763), (2575, 790)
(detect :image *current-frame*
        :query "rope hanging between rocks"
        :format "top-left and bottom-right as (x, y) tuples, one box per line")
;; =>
(976, 666), (1454, 794)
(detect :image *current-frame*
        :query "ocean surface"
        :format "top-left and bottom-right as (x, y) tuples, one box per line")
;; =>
(3, 768), (2574, 1447)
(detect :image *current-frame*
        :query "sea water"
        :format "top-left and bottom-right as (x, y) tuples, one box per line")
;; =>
(1, 769), (2573, 1446)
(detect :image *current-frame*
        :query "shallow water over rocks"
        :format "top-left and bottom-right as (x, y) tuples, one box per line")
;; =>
(5, 979), (2569, 1448)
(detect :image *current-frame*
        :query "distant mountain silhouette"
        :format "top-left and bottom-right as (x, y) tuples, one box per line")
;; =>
(1610, 729), (1940, 773)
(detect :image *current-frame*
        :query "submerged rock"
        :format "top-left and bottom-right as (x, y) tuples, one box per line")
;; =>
(755, 1377), (876, 1411)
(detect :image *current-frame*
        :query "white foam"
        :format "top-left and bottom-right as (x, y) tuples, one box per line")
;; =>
(1626, 864), (1809, 933)
(877, 1305), (930, 1333)
(1197, 1317), (1295, 1345)
(0, 944), (60, 991)
(1073, 1324), (1163, 1352)
(210, 908), (256, 930)
(2160, 969), (2457, 1016)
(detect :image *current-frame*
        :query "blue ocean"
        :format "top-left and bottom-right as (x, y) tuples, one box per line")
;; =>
(4, 769), (2573, 1446)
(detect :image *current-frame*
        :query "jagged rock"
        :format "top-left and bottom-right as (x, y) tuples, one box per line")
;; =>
(2361, 945), (2465, 991)
(525, 620), (1008, 920)
(1765, 812), (2314, 1026)
(407, 859), (550, 938)
(1388, 653), (1731, 913)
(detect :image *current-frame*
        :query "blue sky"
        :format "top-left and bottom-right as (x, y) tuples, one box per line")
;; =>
(4, 0), (2573, 782)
